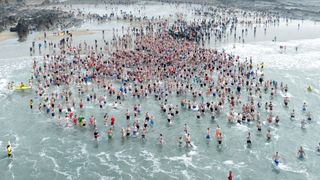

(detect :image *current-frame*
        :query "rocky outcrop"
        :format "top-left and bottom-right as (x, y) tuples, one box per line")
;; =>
(1, 3), (82, 41)
(15, 19), (29, 41)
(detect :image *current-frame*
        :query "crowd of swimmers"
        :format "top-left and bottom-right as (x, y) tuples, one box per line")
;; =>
(5, 3), (320, 178)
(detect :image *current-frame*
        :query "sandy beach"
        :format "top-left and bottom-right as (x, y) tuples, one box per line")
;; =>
(0, 32), (18, 42)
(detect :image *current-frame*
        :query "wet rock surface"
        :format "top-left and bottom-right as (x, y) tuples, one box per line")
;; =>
(0, 1), (82, 41)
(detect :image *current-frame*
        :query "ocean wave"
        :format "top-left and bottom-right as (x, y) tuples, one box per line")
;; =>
(114, 150), (136, 167)
(39, 150), (60, 169)
(225, 38), (320, 70)
(223, 160), (247, 168)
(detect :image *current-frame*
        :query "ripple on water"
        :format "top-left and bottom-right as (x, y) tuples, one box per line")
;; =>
(139, 150), (181, 179)
(96, 152), (110, 163)
(114, 150), (136, 167)
(95, 152), (122, 177)
(223, 160), (247, 168)
(53, 169), (72, 180)
(181, 170), (192, 180)
(165, 154), (194, 168)
(40, 137), (50, 143)
(39, 149), (59, 168)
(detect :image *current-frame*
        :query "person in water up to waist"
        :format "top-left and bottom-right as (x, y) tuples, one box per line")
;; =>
(29, 99), (33, 109)
(297, 146), (306, 159)
(7, 144), (12, 157)
(228, 170), (233, 180)
(273, 152), (280, 166)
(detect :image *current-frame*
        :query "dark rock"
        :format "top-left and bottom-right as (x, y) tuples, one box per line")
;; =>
(9, 27), (17, 32)
(0, 3), (82, 41)
(16, 19), (29, 41)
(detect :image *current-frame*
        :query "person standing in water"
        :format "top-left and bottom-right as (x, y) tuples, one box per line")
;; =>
(217, 133), (223, 145)
(246, 132), (252, 147)
(94, 128), (100, 141)
(29, 99), (33, 109)
(272, 152), (280, 166)
(266, 129), (272, 141)
(284, 96), (289, 107)
(301, 119), (307, 129)
(178, 136), (183, 147)
(297, 146), (306, 159)
(302, 102), (307, 112)
(306, 112), (312, 121)
(206, 128), (211, 140)
(290, 109), (295, 120)
(111, 115), (115, 128)
(275, 116), (280, 125)
(7, 142), (12, 157)
(316, 143), (320, 153)
(158, 134), (164, 145)
(107, 128), (113, 139)
(228, 171), (233, 180)
(185, 133), (193, 147)
(215, 125), (222, 138)
(256, 120), (262, 132)
(80, 99), (84, 109)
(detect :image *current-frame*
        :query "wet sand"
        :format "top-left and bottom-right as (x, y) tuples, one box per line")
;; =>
(0, 32), (17, 42)
(32, 30), (99, 41)
(0, 30), (98, 42)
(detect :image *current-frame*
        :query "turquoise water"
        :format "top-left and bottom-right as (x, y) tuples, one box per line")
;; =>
(1, 2), (320, 180)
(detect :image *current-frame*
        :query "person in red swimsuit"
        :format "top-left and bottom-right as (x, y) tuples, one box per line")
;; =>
(228, 171), (233, 180)
(111, 115), (115, 127)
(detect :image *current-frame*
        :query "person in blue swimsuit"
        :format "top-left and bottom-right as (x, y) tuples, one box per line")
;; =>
(273, 152), (280, 166)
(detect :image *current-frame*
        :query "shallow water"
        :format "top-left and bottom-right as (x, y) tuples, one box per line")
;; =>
(1, 2), (320, 180)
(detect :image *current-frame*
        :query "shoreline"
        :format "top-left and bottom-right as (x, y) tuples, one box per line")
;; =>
(32, 30), (98, 41)
(1, 0), (319, 41)
(0, 30), (97, 43)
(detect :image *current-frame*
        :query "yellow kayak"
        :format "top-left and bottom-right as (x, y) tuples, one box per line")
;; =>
(15, 85), (32, 90)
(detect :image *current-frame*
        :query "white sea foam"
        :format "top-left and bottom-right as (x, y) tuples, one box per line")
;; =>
(115, 150), (136, 167)
(181, 170), (192, 180)
(224, 38), (320, 70)
(8, 160), (13, 170)
(53, 169), (72, 180)
(41, 137), (50, 142)
(223, 160), (247, 169)
(165, 154), (195, 169)
(0, 78), (8, 92)
(278, 163), (308, 174)
(235, 124), (250, 132)
(140, 150), (167, 176)
(188, 150), (198, 156)
(96, 152), (110, 164)
(223, 160), (234, 165)
(39, 150), (60, 169)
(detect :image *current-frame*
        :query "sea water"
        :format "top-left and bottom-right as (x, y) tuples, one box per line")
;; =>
(0, 2), (320, 180)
